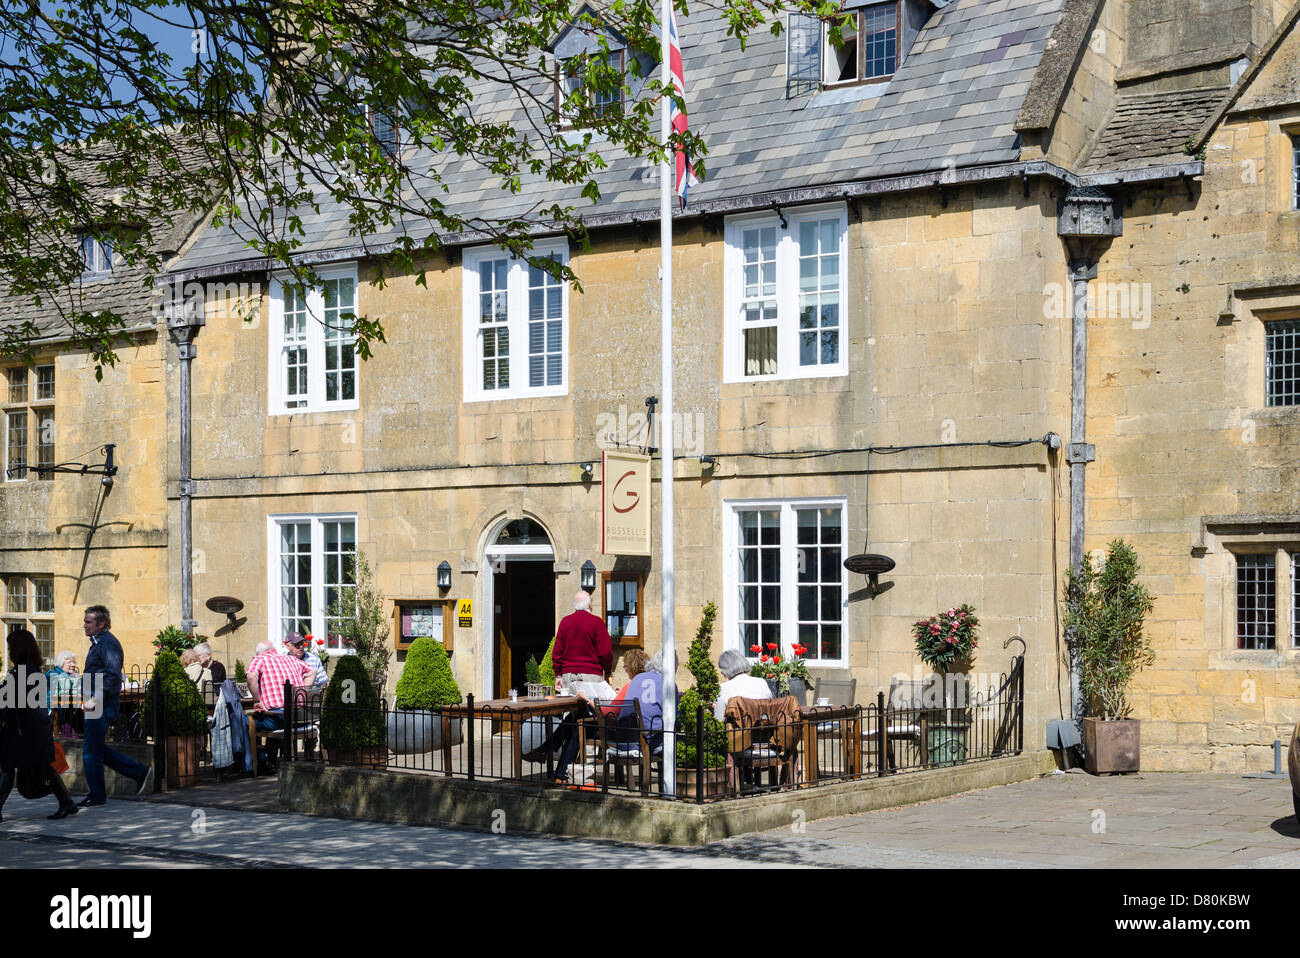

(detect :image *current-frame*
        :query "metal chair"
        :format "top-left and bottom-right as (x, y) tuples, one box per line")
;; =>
(812, 677), (857, 733)
(596, 698), (663, 796)
(862, 678), (926, 770)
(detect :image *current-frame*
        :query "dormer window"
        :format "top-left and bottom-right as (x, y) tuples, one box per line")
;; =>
(824, 2), (899, 85)
(79, 234), (113, 277)
(787, 1), (906, 97)
(554, 49), (625, 128)
(366, 105), (399, 160)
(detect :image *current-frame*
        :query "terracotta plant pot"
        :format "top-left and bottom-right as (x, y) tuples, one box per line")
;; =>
(1082, 717), (1140, 774)
(324, 746), (388, 768)
(165, 734), (204, 788)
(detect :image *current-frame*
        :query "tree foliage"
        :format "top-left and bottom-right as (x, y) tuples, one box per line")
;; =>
(1063, 539), (1156, 721)
(0, 0), (828, 370)
(325, 550), (391, 688)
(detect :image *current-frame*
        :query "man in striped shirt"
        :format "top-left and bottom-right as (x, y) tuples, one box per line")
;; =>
(246, 641), (314, 770)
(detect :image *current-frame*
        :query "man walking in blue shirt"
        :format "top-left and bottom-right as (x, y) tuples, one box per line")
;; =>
(79, 605), (151, 806)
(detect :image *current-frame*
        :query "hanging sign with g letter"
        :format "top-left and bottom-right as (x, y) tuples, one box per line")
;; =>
(602, 450), (652, 556)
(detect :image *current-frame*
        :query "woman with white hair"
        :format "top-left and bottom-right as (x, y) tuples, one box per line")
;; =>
(46, 650), (81, 736)
(713, 649), (771, 723)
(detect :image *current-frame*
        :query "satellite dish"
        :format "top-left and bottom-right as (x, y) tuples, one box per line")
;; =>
(206, 595), (244, 627)
(843, 553), (895, 596)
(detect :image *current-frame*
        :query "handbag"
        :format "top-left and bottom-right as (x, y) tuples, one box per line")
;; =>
(16, 766), (53, 800)
(51, 740), (69, 776)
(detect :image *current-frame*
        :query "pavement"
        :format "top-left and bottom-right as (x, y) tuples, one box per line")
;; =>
(0, 769), (1296, 868)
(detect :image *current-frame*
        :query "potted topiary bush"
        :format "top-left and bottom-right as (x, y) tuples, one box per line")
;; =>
(524, 654), (546, 700)
(320, 654), (388, 767)
(1064, 539), (1156, 774)
(387, 637), (462, 754)
(539, 636), (557, 690)
(674, 603), (728, 799)
(142, 650), (209, 788)
(675, 687), (728, 799)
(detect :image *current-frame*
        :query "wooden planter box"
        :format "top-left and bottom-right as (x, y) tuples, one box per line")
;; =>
(323, 746), (389, 769)
(1082, 717), (1140, 775)
(165, 734), (204, 789)
(675, 766), (727, 800)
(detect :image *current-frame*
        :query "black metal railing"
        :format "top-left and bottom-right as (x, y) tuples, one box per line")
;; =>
(297, 654), (1026, 805)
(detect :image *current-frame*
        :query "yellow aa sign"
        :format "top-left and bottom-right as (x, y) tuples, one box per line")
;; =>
(457, 599), (473, 628)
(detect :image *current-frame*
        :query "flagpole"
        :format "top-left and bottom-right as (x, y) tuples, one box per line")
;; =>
(659, 0), (677, 797)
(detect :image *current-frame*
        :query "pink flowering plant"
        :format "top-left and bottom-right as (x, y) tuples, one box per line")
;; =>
(912, 605), (979, 674)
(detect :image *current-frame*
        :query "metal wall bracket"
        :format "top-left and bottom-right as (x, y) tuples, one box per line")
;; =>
(176, 343), (197, 360)
(178, 479), (196, 496)
(1065, 442), (1096, 464)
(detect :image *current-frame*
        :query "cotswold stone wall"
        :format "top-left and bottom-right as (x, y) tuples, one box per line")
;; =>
(1083, 62), (1300, 770)
(175, 180), (1070, 733)
(1, 335), (169, 667)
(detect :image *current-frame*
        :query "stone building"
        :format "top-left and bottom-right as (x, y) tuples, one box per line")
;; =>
(6, 0), (1296, 771)
(0, 153), (211, 668)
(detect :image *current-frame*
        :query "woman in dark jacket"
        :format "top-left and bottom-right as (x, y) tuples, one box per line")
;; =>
(0, 630), (78, 821)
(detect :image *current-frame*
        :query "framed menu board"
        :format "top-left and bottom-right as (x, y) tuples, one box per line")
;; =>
(393, 599), (455, 652)
(602, 573), (643, 648)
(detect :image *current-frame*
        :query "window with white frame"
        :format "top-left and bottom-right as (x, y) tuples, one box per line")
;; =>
(268, 267), (359, 414)
(461, 241), (569, 402)
(79, 234), (114, 277)
(823, 2), (899, 85)
(3, 364), (54, 481)
(269, 515), (357, 653)
(725, 500), (847, 665)
(3, 574), (55, 665)
(554, 49), (625, 128)
(724, 205), (847, 382)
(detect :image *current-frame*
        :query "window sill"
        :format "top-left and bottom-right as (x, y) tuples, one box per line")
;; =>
(723, 367), (849, 386)
(463, 386), (569, 405)
(808, 81), (891, 109)
(268, 401), (360, 417)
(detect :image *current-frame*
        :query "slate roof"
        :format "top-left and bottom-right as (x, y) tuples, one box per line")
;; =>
(1080, 87), (1227, 174)
(0, 142), (213, 341)
(173, 0), (1067, 274)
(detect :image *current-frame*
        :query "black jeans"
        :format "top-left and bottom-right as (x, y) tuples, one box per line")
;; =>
(541, 708), (589, 779)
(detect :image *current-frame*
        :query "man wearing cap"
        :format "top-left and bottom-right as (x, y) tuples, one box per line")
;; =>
(285, 633), (328, 689)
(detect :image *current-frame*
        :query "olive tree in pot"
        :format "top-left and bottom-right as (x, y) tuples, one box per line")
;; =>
(141, 650), (209, 788)
(1064, 539), (1155, 774)
(387, 637), (462, 754)
(320, 654), (388, 767)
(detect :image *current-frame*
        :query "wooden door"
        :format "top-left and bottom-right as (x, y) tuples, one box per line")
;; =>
(493, 570), (512, 699)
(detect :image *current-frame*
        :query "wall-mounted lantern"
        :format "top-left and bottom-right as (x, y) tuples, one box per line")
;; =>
(437, 560), (452, 591)
(580, 560), (597, 592)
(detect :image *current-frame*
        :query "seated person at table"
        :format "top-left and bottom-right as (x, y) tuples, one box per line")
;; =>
(181, 649), (212, 687)
(588, 649), (662, 747)
(714, 649), (771, 723)
(193, 643), (226, 686)
(46, 651), (81, 736)
(246, 640), (314, 771)
(285, 632), (328, 689)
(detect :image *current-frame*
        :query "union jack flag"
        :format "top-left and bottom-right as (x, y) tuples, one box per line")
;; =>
(668, 7), (699, 209)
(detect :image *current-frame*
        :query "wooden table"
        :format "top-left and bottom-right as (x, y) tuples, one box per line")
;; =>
(799, 705), (863, 784)
(439, 696), (581, 780)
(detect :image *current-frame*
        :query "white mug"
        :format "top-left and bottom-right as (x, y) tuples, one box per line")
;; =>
(816, 697), (830, 706)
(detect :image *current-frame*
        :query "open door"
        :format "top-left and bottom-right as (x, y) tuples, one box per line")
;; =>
(493, 571), (512, 700)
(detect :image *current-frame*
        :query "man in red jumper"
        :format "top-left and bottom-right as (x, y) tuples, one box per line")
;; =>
(527, 591), (612, 783)
(552, 590), (613, 692)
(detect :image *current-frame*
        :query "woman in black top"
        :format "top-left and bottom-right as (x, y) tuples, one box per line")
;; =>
(0, 629), (78, 821)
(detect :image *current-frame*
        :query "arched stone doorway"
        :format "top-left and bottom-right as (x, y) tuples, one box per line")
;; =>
(481, 517), (556, 699)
